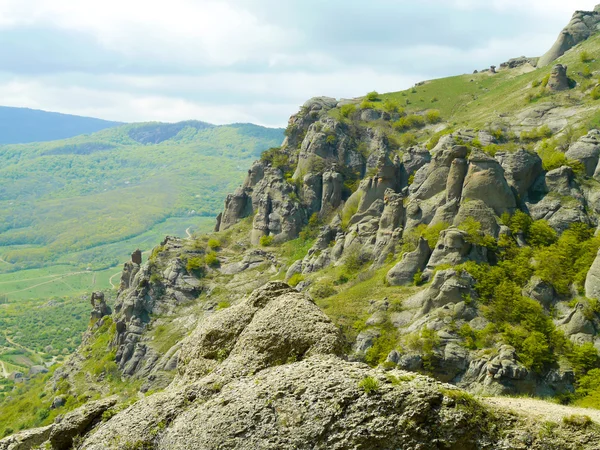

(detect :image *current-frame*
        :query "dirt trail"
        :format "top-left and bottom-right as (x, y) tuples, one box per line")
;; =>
(186, 227), (193, 238)
(108, 272), (121, 289)
(0, 360), (9, 377)
(482, 397), (600, 424)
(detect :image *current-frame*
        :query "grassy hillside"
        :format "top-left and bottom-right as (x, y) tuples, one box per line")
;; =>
(0, 106), (122, 144)
(333, 31), (600, 150)
(0, 121), (283, 299)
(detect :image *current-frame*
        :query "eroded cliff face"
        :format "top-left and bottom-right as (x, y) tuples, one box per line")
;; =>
(538, 6), (600, 67)
(8, 8), (600, 446)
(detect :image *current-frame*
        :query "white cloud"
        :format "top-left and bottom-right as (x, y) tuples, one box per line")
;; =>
(0, 0), (595, 125)
(0, 68), (423, 126)
(0, 0), (293, 66)
(447, 0), (598, 15)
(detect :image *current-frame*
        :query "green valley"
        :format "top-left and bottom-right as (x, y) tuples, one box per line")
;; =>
(0, 121), (283, 300)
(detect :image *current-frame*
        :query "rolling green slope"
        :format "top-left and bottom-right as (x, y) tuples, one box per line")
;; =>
(0, 121), (283, 298)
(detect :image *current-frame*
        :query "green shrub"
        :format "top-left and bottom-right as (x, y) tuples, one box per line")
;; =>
(382, 99), (402, 113)
(288, 273), (305, 287)
(360, 100), (375, 110)
(260, 147), (290, 169)
(311, 282), (336, 299)
(186, 256), (206, 276)
(326, 134), (337, 145)
(366, 91), (379, 101)
(521, 125), (553, 142)
(582, 65), (592, 78)
(592, 86), (600, 100)
(207, 238), (221, 250)
(541, 74), (550, 87)
(509, 210), (533, 235)
(421, 222), (450, 247)
(259, 235), (274, 247)
(563, 414), (593, 428)
(425, 109), (442, 124)
(358, 376), (380, 394)
(205, 251), (220, 268)
(340, 104), (357, 118)
(570, 342), (600, 376)
(580, 51), (592, 63)
(528, 220), (557, 247)
(458, 217), (496, 249)
(427, 128), (453, 150)
(400, 132), (418, 147)
(393, 114), (426, 131)
(216, 301), (230, 310)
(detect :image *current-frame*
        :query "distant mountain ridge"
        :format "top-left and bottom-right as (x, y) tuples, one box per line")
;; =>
(0, 106), (124, 144)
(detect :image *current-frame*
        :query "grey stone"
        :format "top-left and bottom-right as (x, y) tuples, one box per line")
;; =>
(386, 238), (431, 286)
(547, 65), (571, 91)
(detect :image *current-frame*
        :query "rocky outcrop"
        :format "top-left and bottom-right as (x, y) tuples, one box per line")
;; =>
(462, 151), (516, 216)
(499, 56), (538, 70)
(425, 228), (487, 275)
(90, 291), (111, 321)
(387, 238), (431, 286)
(111, 238), (202, 378)
(497, 149), (543, 198)
(0, 397), (117, 450)
(586, 248), (600, 300)
(566, 130), (600, 177)
(538, 8), (600, 67)
(547, 64), (571, 91)
(177, 282), (343, 382)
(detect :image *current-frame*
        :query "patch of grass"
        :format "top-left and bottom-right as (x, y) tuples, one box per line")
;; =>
(358, 376), (380, 394)
(287, 273), (304, 287)
(562, 414), (593, 428)
(259, 235), (274, 247)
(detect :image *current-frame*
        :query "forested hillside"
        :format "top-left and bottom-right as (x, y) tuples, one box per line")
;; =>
(0, 121), (283, 298)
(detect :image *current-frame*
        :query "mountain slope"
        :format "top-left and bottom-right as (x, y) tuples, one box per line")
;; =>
(0, 106), (123, 144)
(5, 5), (600, 449)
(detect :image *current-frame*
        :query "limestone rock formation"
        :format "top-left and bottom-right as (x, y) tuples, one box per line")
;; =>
(387, 238), (430, 286)
(566, 129), (600, 177)
(547, 64), (571, 91)
(90, 291), (111, 321)
(0, 397), (117, 450)
(538, 8), (600, 67)
(586, 248), (600, 300)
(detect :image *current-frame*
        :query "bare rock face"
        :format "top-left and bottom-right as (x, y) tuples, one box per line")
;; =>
(462, 150), (516, 216)
(538, 8), (600, 67)
(547, 64), (571, 91)
(0, 397), (117, 450)
(131, 249), (142, 265)
(218, 187), (253, 231)
(90, 291), (111, 321)
(585, 248), (600, 300)
(0, 425), (53, 450)
(177, 282), (344, 382)
(387, 238), (431, 286)
(566, 129), (600, 177)
(497, 149), (543, 198)
(321, 169), (343, 212)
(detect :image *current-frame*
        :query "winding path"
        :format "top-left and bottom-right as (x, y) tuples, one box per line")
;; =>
(185, 227), (193, 239)
(108, 272), (121, 289)
(482, 397), (600, 424)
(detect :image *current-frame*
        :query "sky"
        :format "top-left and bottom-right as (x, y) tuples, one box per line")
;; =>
(0, 0), (597, 127)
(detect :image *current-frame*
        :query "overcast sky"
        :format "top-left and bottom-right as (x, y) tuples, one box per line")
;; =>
(0, 0), (597, 127)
